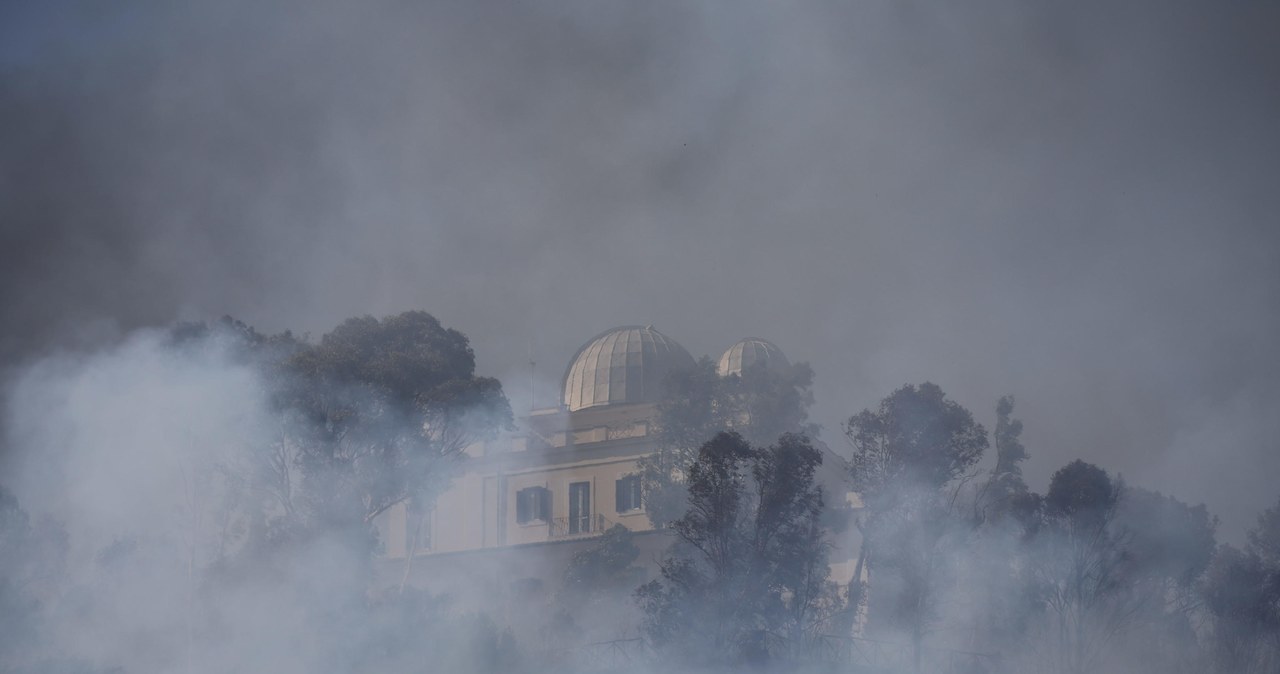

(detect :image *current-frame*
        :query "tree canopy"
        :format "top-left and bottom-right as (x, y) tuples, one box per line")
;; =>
(640, 357), (818, 527)
(282, 311), (510, 533)
(845, 382), (988, 510)
(637, 431), (832, 666)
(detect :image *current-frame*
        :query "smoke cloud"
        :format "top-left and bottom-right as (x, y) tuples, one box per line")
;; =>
(1, 7), (1278, 668)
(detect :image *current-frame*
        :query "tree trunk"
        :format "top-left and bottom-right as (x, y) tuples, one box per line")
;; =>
(398, 506), (422, 593)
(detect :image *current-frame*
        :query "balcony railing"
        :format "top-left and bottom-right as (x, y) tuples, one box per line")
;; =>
(549, 513), (615, 539)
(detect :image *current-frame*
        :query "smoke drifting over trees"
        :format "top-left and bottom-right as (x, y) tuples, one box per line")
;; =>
(2, 0), (1278, 539)
(2, 1), (1279, 673)
(0, 315), (519, 672)
(1, 311), (1276, 672)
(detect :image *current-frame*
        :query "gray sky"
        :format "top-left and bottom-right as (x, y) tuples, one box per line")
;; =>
(2, 0), (1277, 540)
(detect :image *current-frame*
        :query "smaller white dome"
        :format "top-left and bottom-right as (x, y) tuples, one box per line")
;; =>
(717, 338), (789, 377)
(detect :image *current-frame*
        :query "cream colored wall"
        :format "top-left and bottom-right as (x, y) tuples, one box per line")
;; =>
(374, 401), (861, 589)
(376, 430), (657, 558)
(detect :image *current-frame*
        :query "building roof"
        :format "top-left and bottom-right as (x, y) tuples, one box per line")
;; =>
(717, 337), (789, 377)
(562, 325), (694, 411)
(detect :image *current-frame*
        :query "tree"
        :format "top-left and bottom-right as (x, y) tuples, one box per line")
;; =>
(974, 395), (1030, 523)
(1248, 496), (1280, 567)
(1021, 460), (1125, 674)
(727, 359), (819, 449)
(637, 431), (830, 666)
(562, 524), (643, 602)
(846, 383), (988, 511)
(552, 524), (645, 647)
(1202, 496), (1280, 673)
(1110, 487), (1217, 673)
(640, 357), (817, 528)
(164, 316), (306, 562)
(844, 382), (988, 671)
(283, 311), (511, 549)
(638, 358), (733, 527)
(952, 396), (1037, 659)
(1014, 461), (1215, 674)
(175, 312), (512, 665)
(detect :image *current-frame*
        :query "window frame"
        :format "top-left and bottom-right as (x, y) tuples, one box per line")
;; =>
(568, 481), (591, 534)
(615, 474), (643, 513)
(516, 486), (550, 524)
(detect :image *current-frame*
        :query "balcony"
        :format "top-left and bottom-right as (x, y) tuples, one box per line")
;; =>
(548, 513), (615, 539)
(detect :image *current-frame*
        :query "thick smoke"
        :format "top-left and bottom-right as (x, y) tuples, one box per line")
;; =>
(4, 331), (297, 671)
(2, 1), (1279, 672)
(5, 332), (269, 551)
(2, 1), (1277, 542)
(0, 329), (528, 673)
(0, 325), (1276, 673)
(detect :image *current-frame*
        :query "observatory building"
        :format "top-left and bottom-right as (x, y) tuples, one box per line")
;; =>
(375, 325), (860, 608)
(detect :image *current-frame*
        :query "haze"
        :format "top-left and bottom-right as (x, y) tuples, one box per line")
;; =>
(2, 1), (1277, 540)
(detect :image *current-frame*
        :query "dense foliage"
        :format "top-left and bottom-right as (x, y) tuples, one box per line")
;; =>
(636, 432), (834, 666)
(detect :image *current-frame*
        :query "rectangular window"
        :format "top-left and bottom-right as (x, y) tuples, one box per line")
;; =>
(413, 508), (432, 551)
(569, 481), (591, 534)
(516, 486), (549, 524)
(616, 475), (642, 512)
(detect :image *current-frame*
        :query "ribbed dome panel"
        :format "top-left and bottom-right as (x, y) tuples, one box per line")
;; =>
(563, 326), (694, 411)
(717, 338), (789, 377)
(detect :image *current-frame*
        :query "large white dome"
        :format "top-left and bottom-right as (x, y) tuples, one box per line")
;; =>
(562, 325), (694, 411)
(717, 338), (789, 377)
